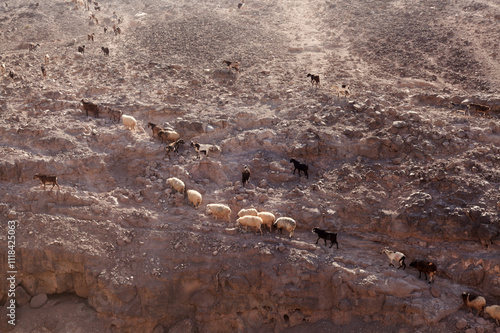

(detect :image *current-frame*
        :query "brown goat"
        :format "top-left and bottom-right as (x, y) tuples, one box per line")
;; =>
(409, 260), (437, 283)
(34, 174), (60, 191)
(81, 99), (99, 118)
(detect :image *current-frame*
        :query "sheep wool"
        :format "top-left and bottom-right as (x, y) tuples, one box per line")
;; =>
(167, 177), (185, 194)
(237, 216), (263, 235)
(122, 114), (137, 131)
(186, 190), (202, 209)
(484, 305), (500, 326)
(205, 204), (231, 222)
(273, 217), (297, 238)
(257, 212), (276, 230)
(237, 208), (258, 218)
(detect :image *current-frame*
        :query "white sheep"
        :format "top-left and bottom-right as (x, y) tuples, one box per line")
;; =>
(205, 203), (231, 222)
(380, 248), (406, 270)
(122, 114), (137, 131)
(461, 292), (486, 316)
(237, 208), (258, 217)
(237, 215), (263, 235)
(186, 189), (202, 209)
(158, 129), (180, 143)
(257, 212), (275, 230)
(273, 217), (297, 239)
(166, 177), (185, 194)
(485, 305), (500, 326)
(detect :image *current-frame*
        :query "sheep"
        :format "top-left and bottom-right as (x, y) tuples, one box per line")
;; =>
(0, 63), (5, 75)
(80, 99), (99, 118)
(87, 33), (94, 42)
(290, 159), (309, 179)
(186, 189), (202, 209)
(164, 139), (185, 159)
(237, 208), (258, 217)
(257, 212), (276, 231)
(237, 215), (263, 235)
(44, 54), (50, 64)
(223, 60), (240, 71)
(122, 114), (137, 131)
(101, 46), (109, 56)
(273, 217), (297, 239)
(312, 228), (338, 249)
(28, 43), (40, 52)
(380, 248), (406, 269)
(40, 65), (46, 79)
(191, 141), (210, 159)
(461, 292), (486, 316)
(206, 203), (232, 222)
(78, 45), (86, 54)
(167, 177), (185, 194)
(158, 129), (181, 143)
(409, 260), (437, 283)
(147, 122), (163, 138)
(33, 174), (60, 191)
(306, 73), (320, 87)
(484, 305), (500, 326)
(242, 165), (250, 186)
(468, 103), (491, 118)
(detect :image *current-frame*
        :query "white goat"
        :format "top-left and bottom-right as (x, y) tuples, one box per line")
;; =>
(380, 248), (406, 270)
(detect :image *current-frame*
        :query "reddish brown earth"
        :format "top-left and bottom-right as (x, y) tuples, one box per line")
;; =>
(1, 0), (500, 332)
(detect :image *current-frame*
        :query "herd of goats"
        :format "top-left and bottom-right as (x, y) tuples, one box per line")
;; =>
(4, 0), (500, 327)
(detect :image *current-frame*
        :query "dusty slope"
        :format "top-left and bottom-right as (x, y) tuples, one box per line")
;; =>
(0, 0), (500, 332)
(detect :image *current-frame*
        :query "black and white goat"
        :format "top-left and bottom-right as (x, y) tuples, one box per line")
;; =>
(307, 73), (320, 87)
(380, 248), (406, 270)
(164, 139), (184, 159)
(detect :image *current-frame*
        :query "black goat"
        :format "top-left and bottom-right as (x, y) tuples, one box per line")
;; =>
(78, 45), (86, 54)
(81, 99), (99, 118)
(307, 73), (320, 87)
(101, 47), (109, 56)
(312, 228), (338, 249)
(41, 65), (46, 79)
(409, 260), (437, 284)
(290, 159), (308, 179)
(242, 165), (250, 185)
(8, 70), (15, 79)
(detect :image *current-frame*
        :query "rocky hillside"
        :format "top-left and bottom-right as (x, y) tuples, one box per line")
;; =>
(0, 0), (500, 332)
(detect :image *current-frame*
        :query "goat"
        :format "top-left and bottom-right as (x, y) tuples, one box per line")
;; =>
(28, 43), (40, 52)
(238, 0), (245, 9)
(468, 103), (491, 118)
(102, 106), (122, 122)
(306, 73), (320, 87)
(8, 70), (15, 80)
(380, 248), (406, 269)
(41, 65), (46, 79)
(33, 174), (60, 191)
(242, 165), (250, 185)
(461, 292), (486, 316)
(290, 159), (308, 179)
(80, 99), (99, 118)
(44, 54), (50, 64)
(409, 260), (437, 283)
(113, 25), (121, 35)
(332, 84), (350, 97)
(449, 102), (469, 116)
(191, 141), (210, 159)
(164, 139), (185, 159)
(223, 60), (240, 71)
(1, 63), (6, 75)
(312, 227), (338, 249)
(101, 46), (109, 56)
(78, 45), (86, 54)
(147, 122), (163, 138)
(94, 5), (100, 11)
(158, 129), (180, 143)
(87, 33), (94, 42)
